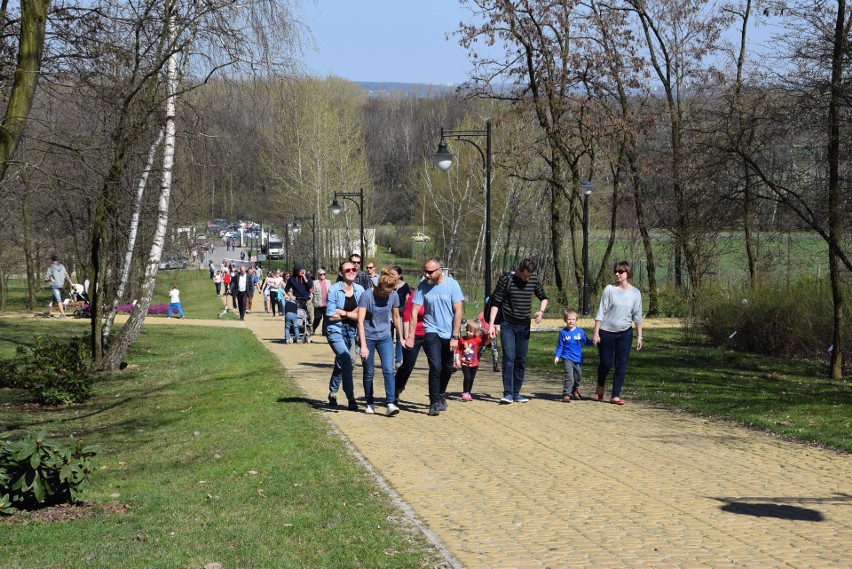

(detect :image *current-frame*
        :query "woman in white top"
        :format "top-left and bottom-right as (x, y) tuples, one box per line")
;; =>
(592, 261), (643, 405)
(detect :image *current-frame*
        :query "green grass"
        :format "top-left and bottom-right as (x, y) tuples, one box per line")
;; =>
(524, 328), (852, 452)
(0, 320), (441, 568)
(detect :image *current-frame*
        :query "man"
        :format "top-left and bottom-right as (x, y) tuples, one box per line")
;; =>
(365, 261), (378, 287)
(405, 257), (464, 416)
(231, 265), (250, 320)
(311, 267), (329, 336)
(45, 254), (71, 318)
(489, 258), (548, 404)
(348, 253), (373, 291)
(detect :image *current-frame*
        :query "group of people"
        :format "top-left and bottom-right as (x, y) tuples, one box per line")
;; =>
(322, 254), (644, 417)
(210, 259), (331, 343)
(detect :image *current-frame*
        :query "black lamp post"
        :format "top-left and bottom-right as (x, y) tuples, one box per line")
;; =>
(431, 121), (492, 300)
(292, 214), (317, 274)
(329, 188), (365, 258)
(580, 181), (593, 316)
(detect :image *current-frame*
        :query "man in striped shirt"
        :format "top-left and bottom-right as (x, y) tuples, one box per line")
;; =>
(488, 258), (548, 404)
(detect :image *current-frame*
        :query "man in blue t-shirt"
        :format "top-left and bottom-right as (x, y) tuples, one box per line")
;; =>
(405, 256), (464, 416)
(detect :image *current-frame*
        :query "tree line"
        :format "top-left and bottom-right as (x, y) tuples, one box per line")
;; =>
(0, 0), (848, 376)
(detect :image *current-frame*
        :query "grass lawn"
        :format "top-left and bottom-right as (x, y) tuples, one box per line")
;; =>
(524, 328), (852, 453)
(0, 319), (442, 568)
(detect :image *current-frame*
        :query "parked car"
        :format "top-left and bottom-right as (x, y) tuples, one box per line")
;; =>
(159, 256), (188, 270)
(411, 232), (431, 242)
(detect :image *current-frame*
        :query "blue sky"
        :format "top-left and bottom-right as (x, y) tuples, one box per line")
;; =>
(295, 0), (474, 85)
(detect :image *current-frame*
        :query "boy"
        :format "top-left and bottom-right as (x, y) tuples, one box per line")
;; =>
(554, 308), (593, 402)
(167, 283), (185, 319)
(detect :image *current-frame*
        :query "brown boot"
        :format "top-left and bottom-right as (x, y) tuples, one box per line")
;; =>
(594, 385), (604, 401)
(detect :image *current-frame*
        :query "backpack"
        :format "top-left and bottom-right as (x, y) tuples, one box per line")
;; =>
(484, 273), (512, 326)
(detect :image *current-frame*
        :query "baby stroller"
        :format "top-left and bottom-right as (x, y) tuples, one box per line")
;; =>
(296, 300), (311, 344)
(70, 284), (91, 319)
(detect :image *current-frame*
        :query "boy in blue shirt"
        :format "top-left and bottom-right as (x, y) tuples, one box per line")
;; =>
(554, 308), (593, 402)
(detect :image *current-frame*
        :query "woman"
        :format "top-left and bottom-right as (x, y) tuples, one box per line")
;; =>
(357, 268), (403, 416)
(592, 260), (643, 405)
(325, 261), (365, 411)
(390, 265), (411, 367)
(394, 289), (425, 404)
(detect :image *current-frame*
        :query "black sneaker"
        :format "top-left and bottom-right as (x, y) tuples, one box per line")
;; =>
(347, 400), (359, 411)
(328, 392), (338, 407)
(427, 403), (440, 416)
(438, 394), (448, 412)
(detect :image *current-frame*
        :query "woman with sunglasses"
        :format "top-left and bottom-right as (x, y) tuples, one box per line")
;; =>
(592, 261), (644, 405)
(325, 261), (365, 411)
(357, 267), (403, 416)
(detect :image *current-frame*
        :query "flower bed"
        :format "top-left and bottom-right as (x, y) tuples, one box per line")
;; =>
(117, 304), (170, 315)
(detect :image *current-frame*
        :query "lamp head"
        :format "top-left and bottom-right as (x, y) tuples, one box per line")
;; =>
(580, 181), (593, 196)
(291, 222), (300, 234)
(430, 139), (454, 171)
(328, 199), (342, 216)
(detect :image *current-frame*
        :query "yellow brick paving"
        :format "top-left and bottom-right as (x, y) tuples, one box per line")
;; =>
(233, 314), (852, 569)
(33, 312), (849, 568)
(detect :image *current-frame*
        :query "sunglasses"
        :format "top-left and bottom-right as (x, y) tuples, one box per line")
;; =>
(615, 269), (627, 274)
(423, 267), (441, 276)
(342, 268), (358, 274)
(366, 265), (375, 270)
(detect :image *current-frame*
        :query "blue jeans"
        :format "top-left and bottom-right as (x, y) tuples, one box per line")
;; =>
(327, 324), (356, 400)
(500, 320), (530, 397)
(422, 333), (454, 405)
(362, 335), (396, 405)
(394, 326), (404, 365)
(597, 328), (633, 398)
(284, 312), (300, 342)
(167, 302), (184, 318)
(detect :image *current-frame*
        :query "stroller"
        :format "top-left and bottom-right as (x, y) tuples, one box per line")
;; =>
(70, 283), (91, 319)
(295, 300), (311, 344)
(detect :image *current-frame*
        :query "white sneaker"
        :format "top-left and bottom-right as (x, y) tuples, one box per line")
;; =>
(386, 403), (399, 416)
(365, 404), (375, 414)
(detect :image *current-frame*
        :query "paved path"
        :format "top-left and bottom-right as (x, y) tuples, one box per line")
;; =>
(235, 313), (852, 569)
(15, 311), (851, 567)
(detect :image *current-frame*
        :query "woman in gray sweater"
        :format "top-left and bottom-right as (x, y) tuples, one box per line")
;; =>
(592, 261), (643, 405)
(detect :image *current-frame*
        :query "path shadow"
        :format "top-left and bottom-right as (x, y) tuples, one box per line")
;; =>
(708, 494), (852, 521)
(299, 362), (334, 370)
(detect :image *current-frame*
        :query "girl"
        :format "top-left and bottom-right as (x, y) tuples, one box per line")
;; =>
(357, 268), (403, 416)
(458, 320), (486, 401)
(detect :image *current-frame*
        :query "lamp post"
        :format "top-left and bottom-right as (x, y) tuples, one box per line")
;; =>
(580, 181), (593, 316)
(431, 121), (492, 300)
(292, 214), (317, 274)
(329, 188), (365, 258)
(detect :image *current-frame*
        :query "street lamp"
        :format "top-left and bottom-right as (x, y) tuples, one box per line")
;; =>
(431, 121), (492, 300)
(329, 188), (365, 258)
(292, 214), (317, 274)
(580, 181), (593, 316)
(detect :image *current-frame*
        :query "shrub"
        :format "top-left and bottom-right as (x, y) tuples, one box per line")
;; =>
(656, 286), (691, 317)
(692, 277), (851, 361)
(117, 303), (169, 315)
(0, 335), (95, 405)
(0, 431), (98, 513)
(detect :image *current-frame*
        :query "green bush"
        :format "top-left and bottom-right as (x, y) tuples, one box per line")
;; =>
(0, 431), (98, 513)
(656, 286), (691, 317)
(0, 335), (95, 405)
(692, 278), (850, 361)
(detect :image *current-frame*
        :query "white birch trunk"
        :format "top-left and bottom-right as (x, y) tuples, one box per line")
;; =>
(102, 12), (178, 370)
(103, 128), (165, 339)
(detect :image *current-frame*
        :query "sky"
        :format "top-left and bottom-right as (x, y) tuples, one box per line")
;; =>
(295, 0), (475, 85)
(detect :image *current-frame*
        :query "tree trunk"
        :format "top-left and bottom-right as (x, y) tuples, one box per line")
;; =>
(21, 195), (38, 310)
(0, 0), (50, 184)
(102, 13), (177, 371)
(103, 128), (164, 340)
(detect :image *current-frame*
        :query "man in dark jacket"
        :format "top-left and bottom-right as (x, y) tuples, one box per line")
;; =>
(285, 263), (314, 338)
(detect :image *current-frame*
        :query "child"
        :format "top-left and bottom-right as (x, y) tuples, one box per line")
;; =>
(554, 308), (592, 402)
(458, 320), (486, 401)
(167, 283), (185, 319)
(283, 293), (300, 344)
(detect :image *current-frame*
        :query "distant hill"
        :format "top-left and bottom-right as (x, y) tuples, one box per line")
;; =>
(356, 82), (458, 97)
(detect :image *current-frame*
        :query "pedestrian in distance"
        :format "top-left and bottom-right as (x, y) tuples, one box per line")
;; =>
(488, 258), (548, 404)
(167, 283), (185, 319)
(45, 254), (71, 318)
(593, 261), (643, 405)
(311, 267), (330, 336)
(213, 270), (223, 296)
(357, 268), (403, 416)
(325, 260), (365, 411)
(554, 309), (593, 402)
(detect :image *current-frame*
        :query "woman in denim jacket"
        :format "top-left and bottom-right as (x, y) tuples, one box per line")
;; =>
(325, 260), (365, 410)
